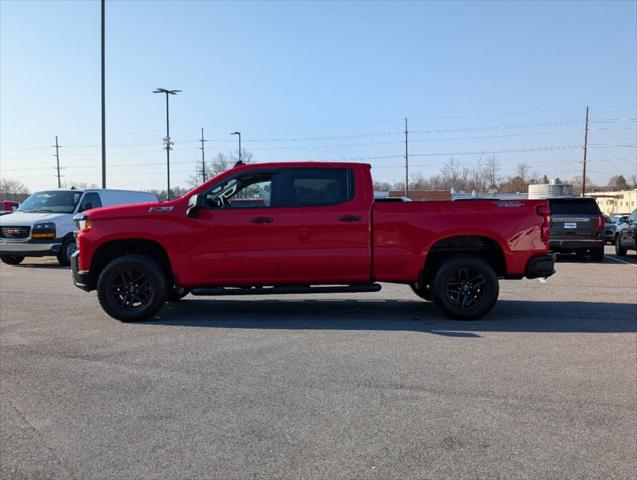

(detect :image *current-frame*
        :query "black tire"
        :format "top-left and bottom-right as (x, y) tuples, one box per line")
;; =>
(590, 247), (604, 262)
(615, 237), (627, 256)
(431, 255), (499, 320)
(1, 255), (25, 265)
(167, 287), (190, 302)
(410, 282), (432, 301)
(97, 255), (167, 322)
(56, 237), (76, 266)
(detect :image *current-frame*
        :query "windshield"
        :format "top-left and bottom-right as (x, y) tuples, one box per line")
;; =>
(18, 190), (82, 214)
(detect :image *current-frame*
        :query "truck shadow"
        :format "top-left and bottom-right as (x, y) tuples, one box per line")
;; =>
(145, 299), (637, 336)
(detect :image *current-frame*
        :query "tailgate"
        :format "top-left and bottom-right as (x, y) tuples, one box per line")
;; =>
(550, 214), (599, 238)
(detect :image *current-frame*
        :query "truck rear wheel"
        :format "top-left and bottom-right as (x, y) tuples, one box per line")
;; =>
(431, 255), (499, 320)
(97, 255), (167, 322)
(1, 255), (25, 265)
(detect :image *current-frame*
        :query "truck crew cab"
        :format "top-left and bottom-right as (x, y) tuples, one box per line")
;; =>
(72, 162), (555, 322)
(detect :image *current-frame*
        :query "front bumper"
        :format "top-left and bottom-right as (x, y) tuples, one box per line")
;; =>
(525, 253), (556, 279)
(71, 251), (93, 291)
(0, 240), (62, 256)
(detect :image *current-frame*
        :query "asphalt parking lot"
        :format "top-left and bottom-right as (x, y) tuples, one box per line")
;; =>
(1, 246), (636, 480)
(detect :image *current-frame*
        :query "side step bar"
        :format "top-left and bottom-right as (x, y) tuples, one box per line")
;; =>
(190, 284), (382, 296)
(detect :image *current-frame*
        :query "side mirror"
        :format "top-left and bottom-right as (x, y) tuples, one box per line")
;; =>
(186, 194), (206, 218)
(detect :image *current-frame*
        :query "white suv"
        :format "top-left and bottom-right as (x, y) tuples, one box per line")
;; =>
(0, 189), (157, 266)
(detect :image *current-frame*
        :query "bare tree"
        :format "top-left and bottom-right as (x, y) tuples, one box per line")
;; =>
(516, 164), (531, 183)
(485, 156), (500, 189)
(187, 150), (254, 188)
(0, 178), (30, 200)
(373, 181), (393, 191)
(607, 175), (629, 191)
(440, 158), (468, 191)
(570, 175), (595, 196)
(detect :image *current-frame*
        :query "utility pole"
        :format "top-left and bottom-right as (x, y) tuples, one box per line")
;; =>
(404, 117), (409, 198)
(101, 0), (106, 188)
(582, 106), (589, 196)
(53, 136), (62, 188)
(200, 127), (207, 183)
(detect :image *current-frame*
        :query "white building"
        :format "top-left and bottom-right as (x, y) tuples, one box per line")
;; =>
(589, 189), (637, 215)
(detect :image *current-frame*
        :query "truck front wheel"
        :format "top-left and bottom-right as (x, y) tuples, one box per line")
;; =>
(97, 255), (167, 322)
(431, 255), (499, 320)
(57, 237), (76, 266)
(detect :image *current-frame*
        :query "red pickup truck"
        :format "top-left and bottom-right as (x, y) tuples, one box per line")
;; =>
(72, 162), (554, 322)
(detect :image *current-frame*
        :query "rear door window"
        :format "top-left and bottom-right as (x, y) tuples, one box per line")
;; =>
(549, 199), (600, 215)
(282, 168), (355, 207)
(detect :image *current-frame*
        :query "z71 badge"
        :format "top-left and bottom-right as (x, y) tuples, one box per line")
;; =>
(148, 206), (174, 213)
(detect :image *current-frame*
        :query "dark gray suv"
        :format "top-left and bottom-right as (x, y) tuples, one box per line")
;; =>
(548, 197), (605, 261)
(615, 209), (637, 256)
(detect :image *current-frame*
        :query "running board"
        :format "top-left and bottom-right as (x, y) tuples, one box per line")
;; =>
(190, 284), (382, 296)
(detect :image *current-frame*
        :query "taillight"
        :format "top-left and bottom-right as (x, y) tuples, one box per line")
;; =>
(598, 215), (605, 230)
(537, 204), (550, 244)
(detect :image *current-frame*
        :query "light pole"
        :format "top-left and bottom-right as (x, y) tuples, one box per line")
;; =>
(230, 131), (241, 163)
(101, 0), (106, 188)
(153, 88), (181, 200)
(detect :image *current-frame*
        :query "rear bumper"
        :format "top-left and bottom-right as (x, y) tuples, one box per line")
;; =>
(525, 253), (556, 279)
(0, 240), (62, 256)
(549, 239), (604, 251)
(71, 251), (93, 291)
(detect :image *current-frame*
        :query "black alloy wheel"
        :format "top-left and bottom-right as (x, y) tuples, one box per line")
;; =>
(431, 255), (499, 320)
(97, 255), (167, 322)
(445, 266), (487, 309)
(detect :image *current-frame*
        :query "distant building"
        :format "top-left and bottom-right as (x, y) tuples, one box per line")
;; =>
(528, 182), (573, 199)
(589, 189), (637, 215)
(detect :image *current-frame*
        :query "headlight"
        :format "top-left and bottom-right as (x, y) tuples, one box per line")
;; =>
(73, 214), (92, 231)
(32, 222), (56, 239)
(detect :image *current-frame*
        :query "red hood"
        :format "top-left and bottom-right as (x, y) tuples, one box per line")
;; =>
(85, 198), (185, 219)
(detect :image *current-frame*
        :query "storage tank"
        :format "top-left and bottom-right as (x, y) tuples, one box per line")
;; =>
(528, 183), (573, 199)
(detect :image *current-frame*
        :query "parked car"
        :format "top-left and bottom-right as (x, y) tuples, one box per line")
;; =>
(615, 209), (637, 256)
(548, 197), (605, 261)
(0, 189), (157, 266)
(72, 162), (554, 322)
(605, 213), (631, 244)
(0, 200), (19, 215)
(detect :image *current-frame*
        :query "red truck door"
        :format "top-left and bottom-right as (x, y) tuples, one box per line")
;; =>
(273, 167), (372, 284)
(185, 169), (283, 285)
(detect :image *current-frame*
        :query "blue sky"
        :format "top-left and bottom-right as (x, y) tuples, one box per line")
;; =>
(1, 0), (635, 192)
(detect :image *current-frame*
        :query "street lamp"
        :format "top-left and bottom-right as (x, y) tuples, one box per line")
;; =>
(153, 88), (181, 200)
(230, 131), (241, 163)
